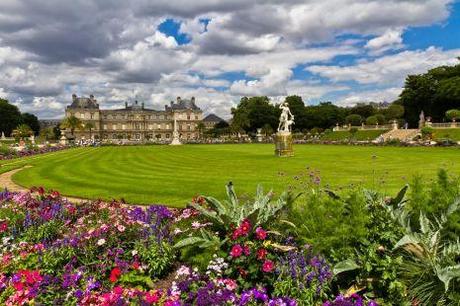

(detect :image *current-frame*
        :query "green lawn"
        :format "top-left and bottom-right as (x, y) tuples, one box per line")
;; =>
(1, 144), (459, 206)
(320, 130), (388, 141)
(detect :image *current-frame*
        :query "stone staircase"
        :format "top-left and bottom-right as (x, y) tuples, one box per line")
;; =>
(379, 129), (420, 142)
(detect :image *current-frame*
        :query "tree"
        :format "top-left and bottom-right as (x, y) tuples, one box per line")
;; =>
(12, 124), (33, 140)
(382, 104), (405, 120)
(261, 123), (273, 136)
(350, 103), (377, 118)
(39, 127), (56, 141)
(231, 96), (277, 133)
(445, 109), (460, 122)
(345, 114), (363, 126)
(366, 114), (386, 125)
(84, 122), (95, 139)
(400, 60), (460, 127)
(284, 95), (306, 131)
(60, 116), (83, 136)
(21, 113), (40, 136)
(0, 99), (22, 137)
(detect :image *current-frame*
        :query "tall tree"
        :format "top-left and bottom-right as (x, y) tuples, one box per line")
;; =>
(0, 99), (22, 137)
(84, 122), (95, 139)
(21, 113), (40, 135)
(231, 96), (277, 133)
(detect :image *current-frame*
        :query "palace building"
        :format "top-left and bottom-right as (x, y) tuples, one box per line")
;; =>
(64, 94), (204, 142)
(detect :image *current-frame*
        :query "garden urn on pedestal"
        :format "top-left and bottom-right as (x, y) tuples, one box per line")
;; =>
(275, 102), (294, 157)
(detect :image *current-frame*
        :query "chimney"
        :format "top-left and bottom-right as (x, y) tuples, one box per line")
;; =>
(191, 96), (195, 103)
(125, 102), (128, 108)
(135, 100), (138, 105)
(141, 102), (144, 109)
(72, 93), (77, 101)
(176, 96), (181, 103)
(89, 94), (94, 100)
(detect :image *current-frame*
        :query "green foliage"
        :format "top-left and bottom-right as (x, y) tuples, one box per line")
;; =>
(382, 104), (405, 120)
(60, 115), (83, 136)
(345, 114), (363, 126)
(0, 98), (22, 137)
(445, 109), (460, 121)
(421, 126), (434, 139)
(21, 113), (40, 136)
(21, 219), (64, 243)
(400, 60), (460, 127)
(365, 114), (386, 125)
(12, 123), (33, 140)
(320, 130), (387, 141)
(393, 200), (460, 305)
(134, 238), (174, 278)
(231, 96), (277, 133)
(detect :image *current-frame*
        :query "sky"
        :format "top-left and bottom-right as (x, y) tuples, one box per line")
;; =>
(0, 0), (459, 119)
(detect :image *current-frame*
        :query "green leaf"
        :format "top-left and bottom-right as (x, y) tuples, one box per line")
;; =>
(393, 234), (420, 250)
(333, 259), (360, 275)
(389, 184), (408, 208)
(437, 264), (460, 292)
(173, 236), (205, 249)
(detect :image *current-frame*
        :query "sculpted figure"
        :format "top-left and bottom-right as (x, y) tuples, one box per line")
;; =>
(278, 102), (294, 132)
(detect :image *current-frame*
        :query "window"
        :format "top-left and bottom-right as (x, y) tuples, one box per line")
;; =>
(187, 115), (190, 120)
(112, 124), (117, 130)
(149, 124), (153, 130)
(157, 124), (161, 129)
(122, 124), (126, 130)
(195, 115), (199, 120)
(80, 113), (85, 119)
(166, 124), (170, 129)
(166, 134), (170, 138)
(103, 124), (107, 130)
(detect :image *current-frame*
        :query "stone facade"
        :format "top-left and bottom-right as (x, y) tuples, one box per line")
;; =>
(65, 94), (203, 142)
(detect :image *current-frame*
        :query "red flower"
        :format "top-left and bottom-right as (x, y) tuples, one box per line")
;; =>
(0, 221), (8, 233)
(231, 228), (242, 240)
(262, 260), (275, 273)
(255, 227), (267, 240)
(256, 248), (267, 260)
(132, 261), (140, 270)
(239, 219), (251, 235)
(109, 267), (122, 283)
(230, 244), (243, 258)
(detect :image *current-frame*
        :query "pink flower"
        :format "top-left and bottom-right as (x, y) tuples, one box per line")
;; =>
(230, 244), (243, 258)
(145, 291), (161, 303)
(240, 219), (251, 235)
(113, 286), (123, 295)
(255, 227), (267, 240)
(117, 225), (126, 232)
(262, 260), (274, 273)
(256, 248), (267, 260)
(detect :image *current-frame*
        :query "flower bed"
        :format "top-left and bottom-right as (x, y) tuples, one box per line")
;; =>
(0, 187), (382, 305)
(0, 145), (69, 161)
(3, 177), (458, 305)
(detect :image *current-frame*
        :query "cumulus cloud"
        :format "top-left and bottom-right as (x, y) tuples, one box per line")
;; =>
(307, 47), (460, 86)
(0, 0), (456, 118)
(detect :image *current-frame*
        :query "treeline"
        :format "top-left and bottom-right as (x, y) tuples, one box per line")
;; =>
(400, 59), (460, 127)
(228, 96), (404, 134)
(225, 59), (460, 133)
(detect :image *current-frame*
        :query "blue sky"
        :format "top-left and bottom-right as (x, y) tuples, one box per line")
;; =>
(0, 0), (459, 118)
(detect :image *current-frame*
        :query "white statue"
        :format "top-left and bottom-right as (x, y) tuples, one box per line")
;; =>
(277, 102), (294, 133)
(1, 131), (5, 140)
(170, 117), (182, 145)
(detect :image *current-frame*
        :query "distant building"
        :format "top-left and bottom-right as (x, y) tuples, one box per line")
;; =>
(64, 95), (203, 142)
(202, 114), (227, 129)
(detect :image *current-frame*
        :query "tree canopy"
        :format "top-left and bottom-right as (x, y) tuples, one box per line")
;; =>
(0, 99), (23, 137)
(400, 60), (460, 127)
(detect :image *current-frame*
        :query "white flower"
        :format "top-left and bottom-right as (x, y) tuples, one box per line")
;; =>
(131, 250), (138, 256)
(97, 238), (106, 246)
(117, 225), (126, 232)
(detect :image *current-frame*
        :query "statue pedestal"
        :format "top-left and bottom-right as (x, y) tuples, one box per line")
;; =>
(274, 132), (293, 157)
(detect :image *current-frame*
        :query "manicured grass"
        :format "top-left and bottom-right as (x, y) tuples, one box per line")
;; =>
(2, 144), (460, 206)
(432, 128), (460, 141)
(320, 130), (388, 141)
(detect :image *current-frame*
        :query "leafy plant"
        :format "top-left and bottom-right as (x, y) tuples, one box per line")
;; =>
(393, 199), (460, 305)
